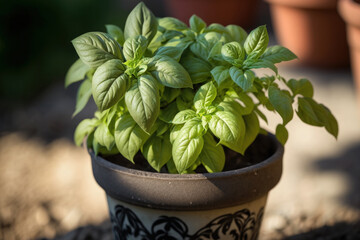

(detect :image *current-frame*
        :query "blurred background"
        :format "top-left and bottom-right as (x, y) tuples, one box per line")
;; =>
(0, 0), (359, 239)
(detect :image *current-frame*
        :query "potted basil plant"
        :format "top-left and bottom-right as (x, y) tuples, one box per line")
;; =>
(65, 2), (338, 239)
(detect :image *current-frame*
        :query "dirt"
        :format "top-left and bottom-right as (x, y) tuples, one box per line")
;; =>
(1, 65), (360, 240)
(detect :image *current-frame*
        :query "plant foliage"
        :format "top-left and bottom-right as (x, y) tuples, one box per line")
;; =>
(66, 2), (338, 174)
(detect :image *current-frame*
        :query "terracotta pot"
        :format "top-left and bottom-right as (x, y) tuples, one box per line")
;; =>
(90, 134), (283, 239)
(164, 0), (260, 29)
(338, 0), (360, 101)
(266, 0), (349, 68)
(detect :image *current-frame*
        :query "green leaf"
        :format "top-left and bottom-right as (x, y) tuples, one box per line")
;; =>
(161, 87), (181, 105)
(142, 132), (172, 172)
(181, 54), (212, 84)
(105, 24), (125, 45)
(72, 32), (123, 68)
(92, 59), (128, 110)
(261, 45), (297, 64)
(159, 102), (179, 123)
(166, 158), (178, 174)
(189, 37), (209, 61)
(74, 118), (99, 146)
(276, 124), (288, 145)
(219, 92), (254, 116)
(124, 2), (158, 42)
(176, 89), (195, 111)
(211, 66), (230, 86)
(114, 113), (150, 162)
(209, 110), (241, 147)
(155, 46), (185, 62)
(170, 124), (183, 144)
(158, 17), (188, 31)
(268, 86), (294, 125)
(287, 78), (314, 98)
(172, 109), (197, 124)
(244, 25), (269, 59)
(221, 42), (245, 65)
(239, 112), (260, 153)
(73, 78), (92, 117)
(194, 81), (217, 110)
(198, 133), (225, 173)
(123, 36), (148, 61)
(189, 15), (206, 33)
(65, 59), (90, 88)
(226, 25), (247, 44)
(150, 55), (192, 88)
(297, 97), (338, 138)
(229, 67), (255, 92)
(94, 122), (115, 151)
(125, 74), (160, 132)
(172, 119), (205, 173)
(245, 59), (278, 74)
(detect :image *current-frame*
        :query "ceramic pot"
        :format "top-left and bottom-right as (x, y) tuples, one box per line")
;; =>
(338, 0), (360, 101)
(164, 0), (260, 29)
(90, 134), (283, 239)
(266, 0), (349, 68)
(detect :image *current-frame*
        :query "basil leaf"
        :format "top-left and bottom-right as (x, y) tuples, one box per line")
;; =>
(220, 92), (254, 116)
(94, 122), (115, 151)
(170, 124), (183, 144)
(182, 54), (212, 84)
(211, 66), (230, 86)
(72, 32), (123, 68)
(123, 35), (148, 61)
(176, 89), (195, 111)
(114, 113), (150, 162)
(209, 110), (241, 148)
(124, 2), (158, 43)
(142, 132), (172, 172)
(268, 85), (293, 125)
(172, 109), (197, 124)
(244, 25), (269, 59)
(73, 78), (92, 117)
(92, 59), (128, 110)
(172, 119), (205, 173)
(261, 45), (297, 64)
(161, 87), (181, 105)
(125, 74), (160, 133)
(229, 67), (255, 92)
(158, 17), (188, 31)
(194, 81), (217, 110)
(198, 133), (225, 173)
(166, 158), (178, 174)
(276, 124), (288, 145)
(297, 97), (338, 138)
(155, 46), (185, 62)
(287, 78), (314, 98)
(226, 25), (247, 44)
(239, 112), (260, 153)
(159, 102), (179, 123)
(245, 59), (278, 74)
(74, 118), (99, 146)
(150, 55), (192, 88)
(221, 42), (245, 65)
(189, 39), (209, 61)
(105, 24), (125, 45)
(189, 15), (206, 33)
(65, 59), (90, 88)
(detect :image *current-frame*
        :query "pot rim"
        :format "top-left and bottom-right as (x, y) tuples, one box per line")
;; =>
(90, 133), (284, 210)
(339, 0), (360, 28)
(265, 0), (337, 10)
(89, 133), (283, 181)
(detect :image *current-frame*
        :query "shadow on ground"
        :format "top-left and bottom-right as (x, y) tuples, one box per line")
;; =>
(313, 142), (360, 210)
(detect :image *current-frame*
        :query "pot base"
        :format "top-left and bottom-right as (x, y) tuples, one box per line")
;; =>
(107, 194), (267, 240)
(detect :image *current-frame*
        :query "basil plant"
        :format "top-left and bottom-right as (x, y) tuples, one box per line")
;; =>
(66, 2), (338, 174)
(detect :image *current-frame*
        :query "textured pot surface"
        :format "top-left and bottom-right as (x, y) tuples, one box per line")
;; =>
(164, 0), (259, 28)
(91, 134), (283, 211)
(108, 195), (267, 240)
(266, 0), (349, 68)
(339, 0), (360, 100)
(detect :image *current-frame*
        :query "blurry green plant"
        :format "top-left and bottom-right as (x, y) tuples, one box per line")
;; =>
(66, 2), (338, 174)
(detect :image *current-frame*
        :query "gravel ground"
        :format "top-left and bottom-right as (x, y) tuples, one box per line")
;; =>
(0, 65), (359, 240)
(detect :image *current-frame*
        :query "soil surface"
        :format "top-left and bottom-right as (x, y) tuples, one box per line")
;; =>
(1, 65), (360, 240)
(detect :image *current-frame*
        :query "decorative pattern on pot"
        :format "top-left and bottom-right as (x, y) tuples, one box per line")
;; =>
(107, 195), (266, 240)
